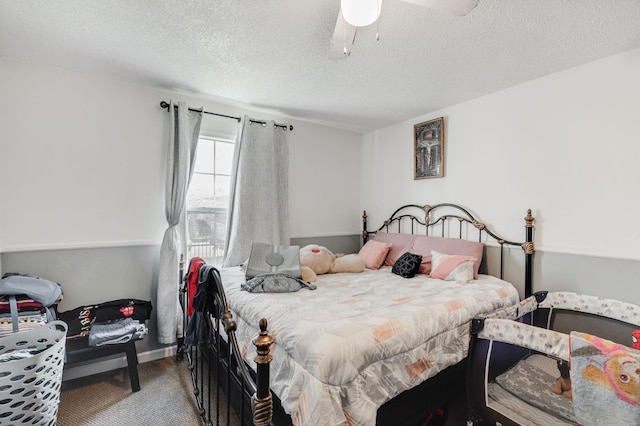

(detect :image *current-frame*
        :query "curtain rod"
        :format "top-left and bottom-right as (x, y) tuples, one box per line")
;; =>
(159, 101), (293, 131)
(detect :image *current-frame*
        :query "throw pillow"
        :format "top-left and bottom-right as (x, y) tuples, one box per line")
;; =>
(392, 252), (423, 278)
(430, 250), (477, 283)
(411, 235), (484, 277)
(358, 240), (392, 269)
(374, 232), (418, 266)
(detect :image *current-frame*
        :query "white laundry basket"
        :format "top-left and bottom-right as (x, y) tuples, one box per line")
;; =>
(0, 321), (67, 425)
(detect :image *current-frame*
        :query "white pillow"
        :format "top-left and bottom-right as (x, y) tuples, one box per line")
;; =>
(430, 250), (477, 283)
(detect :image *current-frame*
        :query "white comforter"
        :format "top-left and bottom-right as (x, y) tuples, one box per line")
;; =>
(221, 266), (519, 426)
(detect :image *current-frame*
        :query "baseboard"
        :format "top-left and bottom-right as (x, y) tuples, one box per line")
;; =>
(62, 345), (177, 381)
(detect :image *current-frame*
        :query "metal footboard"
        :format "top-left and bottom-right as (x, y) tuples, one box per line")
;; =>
(178, 257), (274, 426)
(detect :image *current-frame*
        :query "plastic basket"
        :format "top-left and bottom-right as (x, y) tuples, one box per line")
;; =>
(0, 321), (67, 425)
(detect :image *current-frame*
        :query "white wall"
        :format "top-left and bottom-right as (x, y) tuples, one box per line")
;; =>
(289, 121), (361, 238)
(361, 48), (640, 260)
(361, 48), (640, 303)
(0, 57), (361, 253)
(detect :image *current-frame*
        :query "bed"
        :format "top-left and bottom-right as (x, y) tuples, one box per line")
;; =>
(180, 202), (535, 425)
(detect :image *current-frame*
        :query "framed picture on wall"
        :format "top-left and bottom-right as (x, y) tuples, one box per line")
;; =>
(414, 117), (444, 179)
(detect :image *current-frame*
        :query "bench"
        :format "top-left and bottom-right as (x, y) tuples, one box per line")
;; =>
(64, 338), (141, 392)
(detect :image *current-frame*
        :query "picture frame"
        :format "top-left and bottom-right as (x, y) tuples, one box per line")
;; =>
(414, 117), (444, 179)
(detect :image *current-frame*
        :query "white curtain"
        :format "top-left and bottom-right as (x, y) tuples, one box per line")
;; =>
(157, 101), (203, 344)
(223, 116), (290, 267)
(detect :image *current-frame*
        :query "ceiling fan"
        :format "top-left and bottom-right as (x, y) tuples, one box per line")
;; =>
(329, 0), (479, 60)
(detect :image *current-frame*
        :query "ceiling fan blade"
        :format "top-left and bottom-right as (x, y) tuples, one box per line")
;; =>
(401, 0), (479, 16)
(328, 10), (357, 60)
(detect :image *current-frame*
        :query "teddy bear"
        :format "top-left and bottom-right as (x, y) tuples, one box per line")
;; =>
(552, 359), (572, 398)
(299, 244), (365, 282)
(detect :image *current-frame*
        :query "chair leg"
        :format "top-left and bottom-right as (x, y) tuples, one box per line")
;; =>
(125, 341), (141, 392)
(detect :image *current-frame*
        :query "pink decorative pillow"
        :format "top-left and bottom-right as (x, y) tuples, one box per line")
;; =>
(374, 233), (418, 266)
(358, 240), (392, 269)
(430, 251), (477, 283)
(411, 236), (484, 277)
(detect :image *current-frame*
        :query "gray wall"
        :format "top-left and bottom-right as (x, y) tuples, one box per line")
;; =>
(535, 251), (640, 304)
(291, 235), (361, 256)
(483, 245), (640, 305)
(2, 239), (638, 361)
(1, 245), (167, 355)
(0, 238), (364, 359)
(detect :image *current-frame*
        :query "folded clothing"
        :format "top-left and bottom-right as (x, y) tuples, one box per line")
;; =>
(58, 299), (152, 340)
(0, 273), (63, 307)
(92, 299), (152, 323)
(88, 318), (148, 347)
(0, 295), (45, 314)
(0, 347), (46, 362)
(0, 313), (48, 336)
(0, 309), (45, 319)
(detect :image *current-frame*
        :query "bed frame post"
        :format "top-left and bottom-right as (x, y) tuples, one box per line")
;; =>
(362, 210), (369, 246)
(523, 209), (535, 297)
(252, 318), (274, 426)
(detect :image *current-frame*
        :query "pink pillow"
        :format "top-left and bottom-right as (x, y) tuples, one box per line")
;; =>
(411, 236), (484, 277)
(358, 240), (392, 269)
(374, 233), (418, 266)
(430, 251), (477, 283)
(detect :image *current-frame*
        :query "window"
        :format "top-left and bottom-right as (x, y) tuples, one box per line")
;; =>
(185, 136), (234, 266)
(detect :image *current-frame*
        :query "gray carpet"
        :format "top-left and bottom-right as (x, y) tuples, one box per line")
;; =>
(56, 355), (468, 426)
(57, 357), (209, 426)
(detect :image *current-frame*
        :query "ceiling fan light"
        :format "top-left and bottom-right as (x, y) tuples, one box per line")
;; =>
(341, 0), (382, 27)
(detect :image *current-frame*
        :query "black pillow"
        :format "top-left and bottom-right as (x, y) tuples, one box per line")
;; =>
(392, 252), (423, 278)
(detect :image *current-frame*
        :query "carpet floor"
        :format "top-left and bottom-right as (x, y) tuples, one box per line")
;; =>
(57, 357), (206, 426)
(57, 356), (469, 426)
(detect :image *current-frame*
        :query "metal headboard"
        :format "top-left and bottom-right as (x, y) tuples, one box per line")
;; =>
(362, 203), (535, 296)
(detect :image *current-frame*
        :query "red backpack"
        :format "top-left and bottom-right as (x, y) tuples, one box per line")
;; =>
(185, 257), (205, 317)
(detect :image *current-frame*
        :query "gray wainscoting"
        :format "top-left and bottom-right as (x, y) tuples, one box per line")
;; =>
(291, 234), (362, 255)
(2, 241), (638, 379)
(290, 237), (640, 306)
(0, 245), (167, 359)
(535, 250), (640, 305)
(483, 245), (640, 305)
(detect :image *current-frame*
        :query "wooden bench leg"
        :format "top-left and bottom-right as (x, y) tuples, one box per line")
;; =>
(124, 341), (141, 392)
(176, 336), (185, 361)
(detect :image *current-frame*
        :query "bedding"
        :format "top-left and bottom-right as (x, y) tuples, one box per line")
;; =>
(374, 232), (484, 276)
(569, 331), (640, 425)
(221, 265), (520, 426)
(487, 383), (573, 426)
(491, 354), (575, 423)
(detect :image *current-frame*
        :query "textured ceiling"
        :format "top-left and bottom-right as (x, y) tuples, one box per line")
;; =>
(1, 0), (639, 133)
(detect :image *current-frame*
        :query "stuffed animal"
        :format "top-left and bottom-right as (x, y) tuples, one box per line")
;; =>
(552, 359), (572, 398)
(632, 330), (640, 350)
(299, 244), (365, 282)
